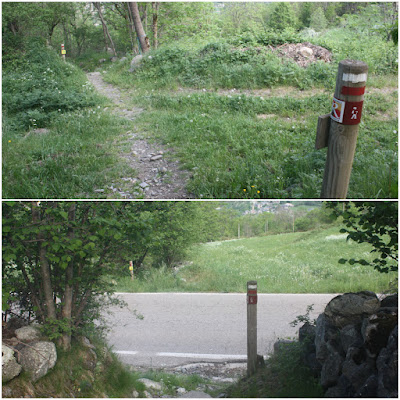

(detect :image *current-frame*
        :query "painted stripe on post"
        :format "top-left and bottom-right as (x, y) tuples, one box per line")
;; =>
(342, 73), (367, 83)
(341, 86), (366, 96)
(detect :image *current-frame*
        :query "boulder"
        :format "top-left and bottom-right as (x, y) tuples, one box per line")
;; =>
(376, 325), (398, 397)
(324, 292), (380, 327)
(15, 325), (42, 342)
(129, 55), (144, 72)
(340, 324), (363, 353)
(273, 339), (295, 354)
(2, 344), (22, 383)
(320, 350), (344, 388)
(19, 341), (57, 382)
(315, 314), (339, 363)
(380, 294), (398, 308)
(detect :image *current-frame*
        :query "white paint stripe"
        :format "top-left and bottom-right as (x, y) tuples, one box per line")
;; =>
(156, 352), (247, 360)
(342, 73), (367, 83)
(115, 350), (138, 355)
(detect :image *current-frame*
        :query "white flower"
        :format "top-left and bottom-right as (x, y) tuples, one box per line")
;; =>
(190, 120), (193, 123)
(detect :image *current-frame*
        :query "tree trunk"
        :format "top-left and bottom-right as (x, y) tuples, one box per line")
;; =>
(128, 2), (150, 53)
(31, 202), (57, 321)
(60, 204), (76, 350)
(93, 2), (117, 56)
(152, 2), (159, 49)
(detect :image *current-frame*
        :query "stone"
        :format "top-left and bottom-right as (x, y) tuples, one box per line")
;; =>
(315, 314), (338, 363)
(180, 391), (212, 398)
(80, 348), (97, 371)
(15, 325), (42, 342)
(340, 324), (363, 354)
(19, 341), (57, 382)
(376, 325), (398, 397)
(129, 55), (144, 72)
(320, 350), (344, 388)
(299, 322), (316, 343)
(176, 387), (187, 394)
(362, 312), (398, 356)
(150, 155), (163, 161)
(110, 57), (118, 62)
(299, 46), (313, 58)
(324, 375), (353, 398)
(139, 182), (149, 189)
(79, 336), (96, 350)
(380, 293), (398, 308)
(324, 291), (380, 327)
(138, 378), (163, 391)
(132, 390), (140, 398)
(144, 390), (152, 398)
(342, 351), (375, 393)
(355, 374), (378, 397)
(99, 58), (107, 63)
(2, 344), (22, 383)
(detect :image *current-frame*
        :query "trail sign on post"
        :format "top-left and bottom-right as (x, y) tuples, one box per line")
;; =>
(61, 44), (66, 62)
(247, 280), (257, 377)
(316, 59), (368, 198)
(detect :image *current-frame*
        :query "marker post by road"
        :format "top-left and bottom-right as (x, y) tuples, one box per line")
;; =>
(316, 59), (368, 198)
(247, 280), (257, 377)
(129, 261), (134, 281)
(61, 44), (66, 62)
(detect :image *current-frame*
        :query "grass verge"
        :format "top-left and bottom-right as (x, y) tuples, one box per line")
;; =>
(113, 225), (396, 294)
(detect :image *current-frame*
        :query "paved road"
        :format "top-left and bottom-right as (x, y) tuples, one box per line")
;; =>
(105, 292), (338, 368)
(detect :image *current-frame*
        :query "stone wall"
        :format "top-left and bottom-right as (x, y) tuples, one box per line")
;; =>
(299, 291), (398, 397)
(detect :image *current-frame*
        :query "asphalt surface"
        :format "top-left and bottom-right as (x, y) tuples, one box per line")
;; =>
(105, 292), (338, 368)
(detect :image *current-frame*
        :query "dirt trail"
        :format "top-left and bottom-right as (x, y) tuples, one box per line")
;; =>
(86, 72), (192, 199)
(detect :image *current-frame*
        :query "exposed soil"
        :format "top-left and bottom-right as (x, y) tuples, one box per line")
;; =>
(86, 72), (193, 199)
(272, 41), (332, 67)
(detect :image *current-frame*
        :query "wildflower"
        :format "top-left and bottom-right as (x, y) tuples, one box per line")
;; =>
(190, 120), (193, 123)
(243, 189), (246, 192)
(257, 190), (260, 194)
(251, 185), (255, 188)
(8, 140), (11, 143)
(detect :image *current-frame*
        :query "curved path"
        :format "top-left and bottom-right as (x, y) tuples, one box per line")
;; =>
(87, 72), (192, 199)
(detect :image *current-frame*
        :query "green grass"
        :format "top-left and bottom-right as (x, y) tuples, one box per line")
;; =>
(227, 341), (323, 398)
(114, 225), (396, 294)
(2, 43), (139, 199)
(102, 84), (397, 199)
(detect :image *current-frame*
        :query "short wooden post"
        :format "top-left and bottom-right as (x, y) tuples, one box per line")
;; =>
(61, 43), (66, 62)
(129, 260), (134, 280)
(247, 280), (257, 377)
(317, 60), (368, 198)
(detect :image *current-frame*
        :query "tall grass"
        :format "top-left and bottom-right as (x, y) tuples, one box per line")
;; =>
(114, 226), (396, 294)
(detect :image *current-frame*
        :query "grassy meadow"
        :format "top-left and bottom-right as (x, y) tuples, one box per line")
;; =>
(114, 225), (396, 294)
(104, 28), (398, 199)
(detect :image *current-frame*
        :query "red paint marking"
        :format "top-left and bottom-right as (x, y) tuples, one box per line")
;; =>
(342, 100), (364, 125)
(341, 86), (365, 96)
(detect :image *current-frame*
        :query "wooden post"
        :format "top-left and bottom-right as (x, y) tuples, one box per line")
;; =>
(61, 44), (66, 62)
(318, 60), (368, 198)
(129, 260), (134, 280)
(247, 280), (257, 377)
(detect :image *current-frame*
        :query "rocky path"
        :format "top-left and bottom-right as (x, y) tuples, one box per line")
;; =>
(86, 72), (192, 199)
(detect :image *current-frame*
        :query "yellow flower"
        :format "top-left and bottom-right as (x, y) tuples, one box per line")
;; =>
(243, 189), (246, 192)
(257, 190), (260, 194)
(8, 140), (11, 143)
(251, 185), (255, 188)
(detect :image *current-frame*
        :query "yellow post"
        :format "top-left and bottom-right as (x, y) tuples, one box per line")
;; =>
(61, 43), (66, 62)
(129, 261), (134, 280)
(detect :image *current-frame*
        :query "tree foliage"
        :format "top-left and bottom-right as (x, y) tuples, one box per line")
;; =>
(328, 202), (398, 274)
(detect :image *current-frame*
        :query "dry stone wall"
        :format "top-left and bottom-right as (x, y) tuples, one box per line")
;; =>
(298, 291), (398, 398)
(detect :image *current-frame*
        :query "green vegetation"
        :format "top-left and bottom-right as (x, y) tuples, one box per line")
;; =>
(2, 2), (398, 199)
(114, 225), (396, 294)
(2, 43), (135, 199)
(3, 337), (207, 398)
(228, 342), (323, 398)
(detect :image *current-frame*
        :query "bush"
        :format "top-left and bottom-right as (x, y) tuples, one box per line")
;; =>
(3, 40), (99, 132)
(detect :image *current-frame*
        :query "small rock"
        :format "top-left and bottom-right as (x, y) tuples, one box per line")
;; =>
(138, 378), (163, 391)
(150, 155), (163, 161)
(144, 390), (152, 398)
(176, 387), (186, 394)
(2, 345), (22, 383)
(132, 390), (139, 398)
(181, 391), (211, 398)
(94, 189), (105, 193)
(299, 46), (313, 58)
(139, 182), (149, 189)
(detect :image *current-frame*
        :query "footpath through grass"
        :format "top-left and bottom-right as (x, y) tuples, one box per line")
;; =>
(114, 225), (396, 294)
(2, 43), (135, 199)
(105, 34), (398, 198)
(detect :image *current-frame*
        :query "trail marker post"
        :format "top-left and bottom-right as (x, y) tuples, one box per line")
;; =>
(61, 43), (66, 62)
(129, 261), (134, 280)
(247, 280), (257, 377)
(316, 59), (368, 198)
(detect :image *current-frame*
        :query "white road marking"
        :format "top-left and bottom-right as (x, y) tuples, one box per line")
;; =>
(115, 351), (247, 360)
(155, 352), (247, 360)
